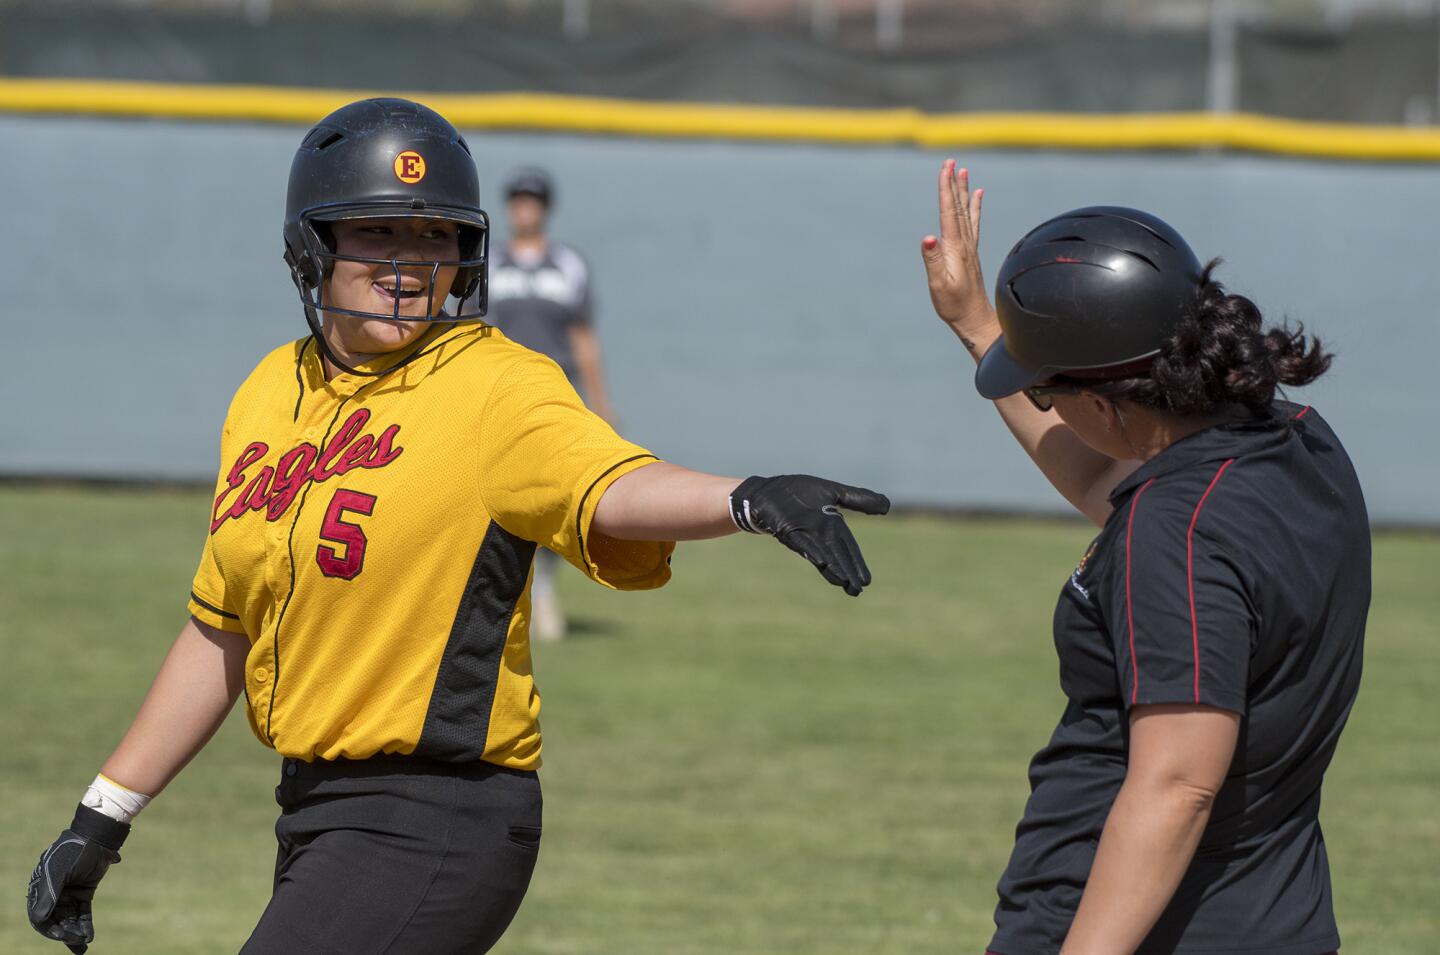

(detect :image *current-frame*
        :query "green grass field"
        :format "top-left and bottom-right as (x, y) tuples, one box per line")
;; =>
(1, 485), (1436, 954)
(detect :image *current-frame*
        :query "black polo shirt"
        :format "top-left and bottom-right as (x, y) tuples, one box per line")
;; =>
(989, 401), (1370, 955)
(465, 241), (592, 387)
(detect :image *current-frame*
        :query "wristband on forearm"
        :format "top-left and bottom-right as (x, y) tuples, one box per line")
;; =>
(728, 477), (765, 534)
(69, 803), (132, 853)
(81, 774), (152, 826)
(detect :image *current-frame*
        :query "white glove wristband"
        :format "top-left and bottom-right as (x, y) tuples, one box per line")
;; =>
(728, 477), (766, 534)
(81, 773), (153, 824)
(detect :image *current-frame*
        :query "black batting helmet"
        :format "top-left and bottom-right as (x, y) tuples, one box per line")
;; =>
(283, 97), (491, 324)
(975, 206), (1203, 399)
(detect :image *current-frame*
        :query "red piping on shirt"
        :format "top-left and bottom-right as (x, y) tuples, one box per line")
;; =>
(1125, 477), (1157, 705)
(1293, 405), (1312, 420)
(1187, 459), (1236, 703)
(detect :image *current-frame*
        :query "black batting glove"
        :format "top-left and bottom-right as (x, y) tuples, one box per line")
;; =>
(730, 474), (890, 596)
(28, 805), (130, 954)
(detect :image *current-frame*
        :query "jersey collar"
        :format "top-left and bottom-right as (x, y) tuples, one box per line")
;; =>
(1107, 406), (1293, 506)
(300, 322), (480, 393)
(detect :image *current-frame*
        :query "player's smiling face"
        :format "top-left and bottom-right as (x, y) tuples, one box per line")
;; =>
(322, 217), (462, 359)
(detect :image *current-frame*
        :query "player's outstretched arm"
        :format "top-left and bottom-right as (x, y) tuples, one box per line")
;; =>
(27, 618), (248, 952)
(592, 462), (889, 596)
(920, 159), (1138, 527)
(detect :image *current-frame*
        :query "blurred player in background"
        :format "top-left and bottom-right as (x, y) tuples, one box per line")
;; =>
(467, 167), (610, 641)
(26, 98), (888, 955)
(921, 161), (1363, 955)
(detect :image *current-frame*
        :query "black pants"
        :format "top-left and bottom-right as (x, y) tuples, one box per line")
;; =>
(240, 754), (542, 955)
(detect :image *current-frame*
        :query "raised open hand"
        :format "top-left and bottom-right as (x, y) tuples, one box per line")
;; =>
(920, 160), (997, 347)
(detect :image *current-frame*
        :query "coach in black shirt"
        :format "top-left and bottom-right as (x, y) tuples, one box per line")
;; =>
(919, 163), (1366, 955)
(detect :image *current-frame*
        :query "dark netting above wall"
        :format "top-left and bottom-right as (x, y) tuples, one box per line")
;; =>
(0, 3), (1437, 123)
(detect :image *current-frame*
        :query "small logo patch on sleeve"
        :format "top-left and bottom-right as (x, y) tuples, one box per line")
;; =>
(394, 150), (427, 184)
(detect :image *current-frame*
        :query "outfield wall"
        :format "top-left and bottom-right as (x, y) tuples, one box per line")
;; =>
(2, 114), (1435, 523)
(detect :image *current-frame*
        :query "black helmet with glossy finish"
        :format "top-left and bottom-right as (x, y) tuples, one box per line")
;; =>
(976, 206), (1203, 399)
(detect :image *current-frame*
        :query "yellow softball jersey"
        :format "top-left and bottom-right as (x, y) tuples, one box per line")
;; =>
(187, 322), (673, 768)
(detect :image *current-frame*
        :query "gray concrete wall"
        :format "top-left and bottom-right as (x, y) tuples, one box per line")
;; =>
(2, 115), (1433, 523)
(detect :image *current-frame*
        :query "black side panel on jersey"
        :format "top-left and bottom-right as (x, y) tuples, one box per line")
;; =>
(414, 522), (537, 762)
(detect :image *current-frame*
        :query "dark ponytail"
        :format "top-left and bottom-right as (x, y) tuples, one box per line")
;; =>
(1095, 260), (1332, 416)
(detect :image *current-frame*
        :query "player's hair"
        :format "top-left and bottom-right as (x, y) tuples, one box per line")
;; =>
(1069, 259), (1332, 416)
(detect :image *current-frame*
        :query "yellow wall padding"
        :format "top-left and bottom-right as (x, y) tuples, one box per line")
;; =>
(4, 78), (1440, 162)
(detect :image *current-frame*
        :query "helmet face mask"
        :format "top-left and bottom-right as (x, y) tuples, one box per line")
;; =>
(292, 210), (491, 324)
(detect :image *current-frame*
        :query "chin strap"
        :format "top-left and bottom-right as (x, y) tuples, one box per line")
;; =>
(303, 301), (381, 378)
(301, 298), (453, 379)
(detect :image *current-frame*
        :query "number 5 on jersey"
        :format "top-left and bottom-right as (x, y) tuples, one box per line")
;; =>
(317, 489), (376, 579)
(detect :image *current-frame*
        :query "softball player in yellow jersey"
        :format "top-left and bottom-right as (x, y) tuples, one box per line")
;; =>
(27, 98), (889, 955)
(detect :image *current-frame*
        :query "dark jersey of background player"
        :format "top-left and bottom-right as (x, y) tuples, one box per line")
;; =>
(992, 401), (1368, 954)
(464, 167), (613, 422)
(487, 240), (592, 384)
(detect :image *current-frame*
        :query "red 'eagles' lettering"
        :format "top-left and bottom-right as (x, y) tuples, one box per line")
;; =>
(211, 409), (403, 532)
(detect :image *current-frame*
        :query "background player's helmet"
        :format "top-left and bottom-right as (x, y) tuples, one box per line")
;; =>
(283, 97), (490, 322)
(975, 206), (1203, 399)
(504, 167), (554, 207)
